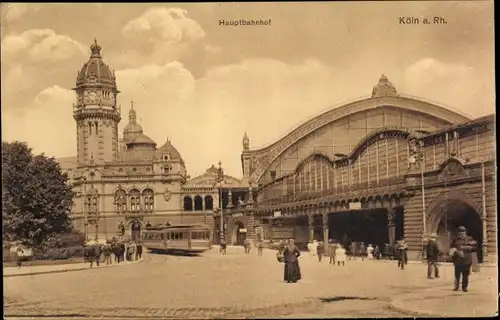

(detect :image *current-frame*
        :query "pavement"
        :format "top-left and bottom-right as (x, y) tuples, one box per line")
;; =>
(3, 246), (498, 318)
(3, 255), (144, 277)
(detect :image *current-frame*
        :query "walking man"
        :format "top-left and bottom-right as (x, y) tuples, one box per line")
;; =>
(426, 233), (440, 279)
(397, 240), (408, 270)
(316, 241), (325, 262)
(257, 241), (263, 256)
(450, 226), (477, 292)
(328, 239), (337, 265)
(104, 244), (112, 265)
(137, 242), (143, 260)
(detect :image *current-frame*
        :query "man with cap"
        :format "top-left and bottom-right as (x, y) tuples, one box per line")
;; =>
(449, 226), (477, 292)
(426, 233), (440, 279)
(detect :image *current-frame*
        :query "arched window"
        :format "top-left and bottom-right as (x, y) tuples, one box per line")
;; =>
(129, 189), (141, 212)
(114, 189), (127, 213)
(142, 189), (154, 212)
(194, 195), (203, 211)
(204, 195), (213, 210)
(183, 196), (193, 211)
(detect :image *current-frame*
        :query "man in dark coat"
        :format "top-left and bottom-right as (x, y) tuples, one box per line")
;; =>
(396, 240), (408, 270)
(316, 241), (325, 262)
(450, 226), (477, 292)
(426, 233), (440, 279)
(137, 242), (143, 260)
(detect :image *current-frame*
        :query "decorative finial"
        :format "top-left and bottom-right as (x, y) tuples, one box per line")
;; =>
(242, 132), (250, 151)
(131, 100), (134, 110)
(218, 160), (222, 167)
(140, 118), (142, 125)
(90, 39), (102, 58)
(372, 73), (397, 98)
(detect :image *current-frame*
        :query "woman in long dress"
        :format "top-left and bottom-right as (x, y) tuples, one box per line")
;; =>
(283, 239), (301, 283)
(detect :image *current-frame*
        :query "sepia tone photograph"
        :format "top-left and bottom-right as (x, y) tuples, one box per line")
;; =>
(1, 1), (497, 319)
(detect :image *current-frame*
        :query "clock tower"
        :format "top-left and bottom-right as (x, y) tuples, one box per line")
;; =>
(73, 39), (121, 166)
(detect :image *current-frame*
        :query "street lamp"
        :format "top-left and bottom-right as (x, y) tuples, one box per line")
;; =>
(408, 130), (427, 255)
(215, 161), (225, 242)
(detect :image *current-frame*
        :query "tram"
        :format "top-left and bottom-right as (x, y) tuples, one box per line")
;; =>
(142, 224), (212, 254)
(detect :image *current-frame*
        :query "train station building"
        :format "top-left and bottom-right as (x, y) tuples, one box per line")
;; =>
(224, 75), (496, 262)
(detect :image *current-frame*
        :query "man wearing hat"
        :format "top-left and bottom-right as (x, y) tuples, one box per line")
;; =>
(426, 233), (440, 279)
(449, 226), (477, 292)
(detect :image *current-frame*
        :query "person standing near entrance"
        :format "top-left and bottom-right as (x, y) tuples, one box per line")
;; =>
(396, 240), (408, 270)
(426, 233), (440, 279)
(335, 244), (346, 267)
(359, 242), (366, 261)
(367, 244), (374, 260)
(449, 226), (477, 292)
(328, 239), (337, 264)
(220, 238), (227, 255)
(316, 241), (324, 262)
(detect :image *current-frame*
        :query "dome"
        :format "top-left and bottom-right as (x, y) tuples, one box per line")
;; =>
(372, 74), (398, 98)
(75, 39), (116, 88)
(125, 134), (157, 152)
(126, 134), (156, 146)
(123, 102), (143, 141)
(157, 139), (185, 165)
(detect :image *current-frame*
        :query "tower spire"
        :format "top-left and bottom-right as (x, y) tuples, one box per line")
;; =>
(129, 100), (137, 124)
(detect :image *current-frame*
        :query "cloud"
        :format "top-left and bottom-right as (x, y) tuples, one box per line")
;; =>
(122, 7), (205, 44)
(204, 44), (222, 54)
(2, 86), (76, 158)
(4, 3), (29, 21)
(401, 58), (492, 117)
(1, 29), (87, 63)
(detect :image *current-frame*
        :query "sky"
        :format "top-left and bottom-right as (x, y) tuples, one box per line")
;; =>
(1, 2), (495, 178)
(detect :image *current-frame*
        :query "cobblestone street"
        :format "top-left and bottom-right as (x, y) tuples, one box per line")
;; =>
(4, 247), (497, 318)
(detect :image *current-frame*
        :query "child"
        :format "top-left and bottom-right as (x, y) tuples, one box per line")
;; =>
(335, 244), (346, 266)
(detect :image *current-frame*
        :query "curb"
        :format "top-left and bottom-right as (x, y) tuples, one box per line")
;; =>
(4, 256), (146, 278)
(386, 278), (494, 317)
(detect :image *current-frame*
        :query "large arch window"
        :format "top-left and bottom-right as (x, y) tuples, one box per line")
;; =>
(129, 189), (141, 212)
(204, 195), (213, 210)
(194, 195), (203, 211)
(142, 189), (154, 212)
(114, 189), (127, 213)
(183, 196), (193, 211)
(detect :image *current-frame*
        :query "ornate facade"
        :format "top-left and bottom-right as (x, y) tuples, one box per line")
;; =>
(59, 41), (247, 241)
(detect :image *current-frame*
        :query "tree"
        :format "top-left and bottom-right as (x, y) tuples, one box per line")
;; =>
(2, 141), (74, 248)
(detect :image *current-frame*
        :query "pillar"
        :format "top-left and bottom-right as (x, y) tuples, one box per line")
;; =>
(308, 211), (314, 243)
(387, 207), (396, 247)
(322, 207), (329, 242)
(247, 212), (256, 241)
(268, 215), (273, 240)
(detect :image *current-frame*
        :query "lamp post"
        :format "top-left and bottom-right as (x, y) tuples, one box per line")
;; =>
(215, 161), (225, 242)
(409, 131), (427, 258)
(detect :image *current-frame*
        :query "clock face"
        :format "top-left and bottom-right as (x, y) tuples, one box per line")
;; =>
(88, 91), (98, 103)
